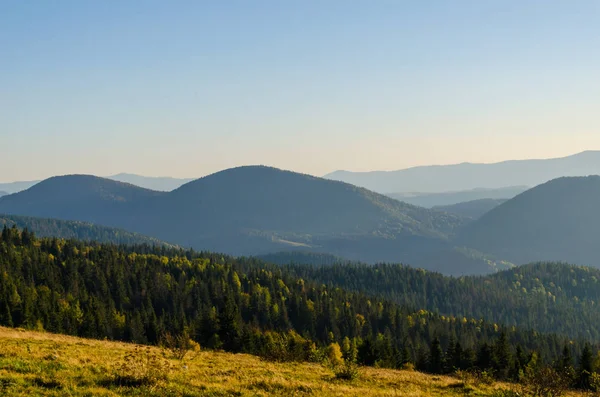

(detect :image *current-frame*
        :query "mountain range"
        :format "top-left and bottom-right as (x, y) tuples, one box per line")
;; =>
(0, 167), (498, 275)
(325, 150), (600, 193)
(2, 165), (600, 275)
(388, 186), (526, 207)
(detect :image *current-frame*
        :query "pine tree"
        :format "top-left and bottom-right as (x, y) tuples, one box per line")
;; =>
(476, 342), (493, 371)
(577, 344), (594, 390)
(428, 337), (444, 374)
(492, 331), (511, 379)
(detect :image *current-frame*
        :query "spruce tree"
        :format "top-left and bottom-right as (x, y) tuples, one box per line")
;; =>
(428, 337), (444, 374)
(577, 344), (594, 390)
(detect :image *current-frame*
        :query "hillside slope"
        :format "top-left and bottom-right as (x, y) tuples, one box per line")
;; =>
(0, 231), (577, 374)
(0, 214), (175, 247)
(0, 327), (517, 397)
(0, 175), (164, 225)
(433, 198), (508, 219)
(283, 261), (600, 340)
(325, 150), (600, 193)
(458, 176), (600, 266)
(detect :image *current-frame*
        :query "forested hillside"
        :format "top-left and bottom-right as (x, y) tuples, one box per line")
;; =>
(0, 227), (585, 381)
(433, 198), (508, 219)
(0, 175), (164, 225)
(459, 176), (600, 267)
(279, 261), (600, 340)
(0, 214), (174, 247)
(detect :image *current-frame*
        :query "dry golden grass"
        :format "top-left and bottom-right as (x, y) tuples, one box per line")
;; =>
(0, 326), (589, 396)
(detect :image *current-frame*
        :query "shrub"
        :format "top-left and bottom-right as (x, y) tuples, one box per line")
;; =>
(401, 362), (415, 372)
(334, 361), (360, 381)
(325, 343), (344, 367)
(456, 369), (494, 387)
(520, 366), (569, 397)
(160, 330), (200, 361)
(590, 371), (600, 392)
(110, 346), (170, 389)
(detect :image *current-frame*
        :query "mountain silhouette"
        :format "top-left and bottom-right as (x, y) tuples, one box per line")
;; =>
(0, 167), (480, 273)
(325, 151), (600, 193)
(458, 176), (600, 266)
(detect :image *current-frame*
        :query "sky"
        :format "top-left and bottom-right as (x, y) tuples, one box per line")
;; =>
(2, 0), (600, 182)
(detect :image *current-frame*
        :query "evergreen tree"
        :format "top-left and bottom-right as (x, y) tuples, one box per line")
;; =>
(492, 331), (511, 379)
(428, 337), (444, 374)
(577, 344), (594, 390)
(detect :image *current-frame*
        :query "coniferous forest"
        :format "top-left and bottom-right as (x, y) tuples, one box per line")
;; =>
(2, 225), (600, 391)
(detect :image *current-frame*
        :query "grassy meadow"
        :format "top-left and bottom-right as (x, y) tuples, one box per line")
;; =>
(0, 326), (588, 396)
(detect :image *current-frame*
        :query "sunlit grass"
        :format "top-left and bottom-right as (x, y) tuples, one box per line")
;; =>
(0, 326), (587, 396)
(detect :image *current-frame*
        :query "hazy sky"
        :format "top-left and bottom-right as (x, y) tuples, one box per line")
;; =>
(2, 1), (599, 182)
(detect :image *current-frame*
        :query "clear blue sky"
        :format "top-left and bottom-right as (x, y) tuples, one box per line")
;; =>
(2, 0), (599, 181)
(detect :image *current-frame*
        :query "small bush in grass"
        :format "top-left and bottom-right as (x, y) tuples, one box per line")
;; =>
(401, 362), (415, 372)
(519, 365), (569, 397)
(456, 369), (494, 387)
(110, 346), (170, 389)
(334, 361), (360, 381)
(325, 343), (344, 367)
(160, 330), (200, 361)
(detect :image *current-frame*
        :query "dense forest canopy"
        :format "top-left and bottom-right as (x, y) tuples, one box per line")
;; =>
(275, 260), (600, 340)
(0, 214), (175, 247)
(0, 226), (590, 381)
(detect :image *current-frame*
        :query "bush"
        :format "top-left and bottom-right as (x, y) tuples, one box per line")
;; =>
(520, 366), (569, 397)
(160, 330), (200, 361)
(325, 343), (344, 367)
(401, 362), (415, 372)
(334, 361), (360, 381)
(110, 346), (170, 389)
(455, 369), (494, 387)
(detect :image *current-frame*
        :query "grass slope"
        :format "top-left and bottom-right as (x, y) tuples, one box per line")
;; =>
(0, 327), (530, 397)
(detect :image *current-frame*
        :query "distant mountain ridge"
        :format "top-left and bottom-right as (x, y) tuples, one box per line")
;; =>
(388, 186), (527, 207)
(325, 150), (600, 193)
(108, 173), (194, 191)
(0, 166), (495, 274)
(0, 175), (164, 225)
(0, 173), (194, 194)
(433, 198), (508, 219)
